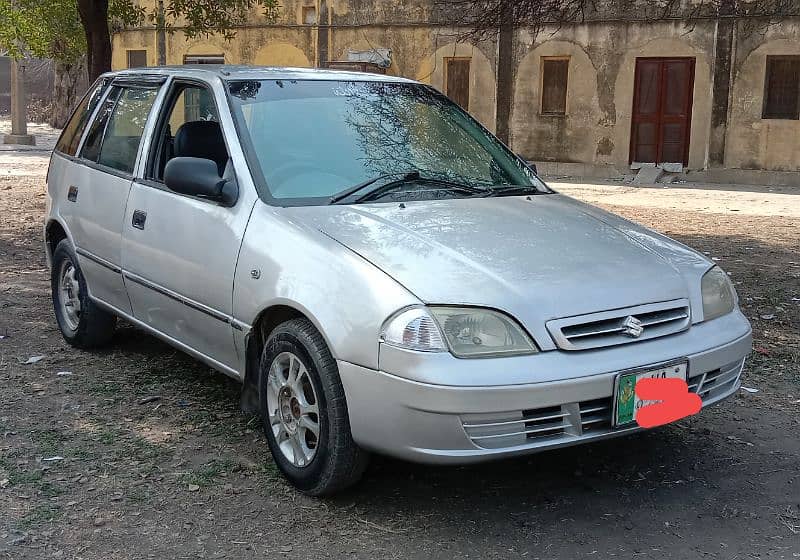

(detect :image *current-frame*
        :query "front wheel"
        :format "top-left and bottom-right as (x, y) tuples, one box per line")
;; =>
(259, 318), (368, 496)
(51, 239), (117, 348)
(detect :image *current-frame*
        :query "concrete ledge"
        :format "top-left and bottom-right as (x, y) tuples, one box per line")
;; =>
(533, 161), (628, 179)
(3, 133), (36, 146)
(684, 168), (800, 188)
(532, 160), (800, 189)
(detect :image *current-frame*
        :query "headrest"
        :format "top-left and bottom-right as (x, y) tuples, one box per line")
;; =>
(173, 121), (228, 176)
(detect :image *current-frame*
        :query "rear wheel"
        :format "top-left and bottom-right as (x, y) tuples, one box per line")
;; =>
(51, 239), (117, 348)
(259, 318), (368, 496)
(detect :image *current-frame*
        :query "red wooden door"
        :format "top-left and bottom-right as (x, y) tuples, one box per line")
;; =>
(630, 58), (695, 165)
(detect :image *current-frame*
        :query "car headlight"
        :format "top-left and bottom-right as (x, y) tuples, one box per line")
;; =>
(701, 266), (736, 322)
(381, 306), (537, 358)
(380, 307), (447, 353)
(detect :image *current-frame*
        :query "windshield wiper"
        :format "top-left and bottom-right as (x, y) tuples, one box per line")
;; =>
(329, 171), (421, 204)
(330, 171), (490, 205)
(482, 185), (547, 198)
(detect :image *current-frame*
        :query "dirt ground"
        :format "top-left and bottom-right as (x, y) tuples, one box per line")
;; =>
(1, 125), (799, 559)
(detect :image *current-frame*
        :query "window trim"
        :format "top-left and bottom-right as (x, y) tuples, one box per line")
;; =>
(540, 56), (570, 116)
(762, 55), (800, 121)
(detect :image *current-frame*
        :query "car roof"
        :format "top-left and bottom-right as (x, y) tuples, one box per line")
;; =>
(106, 65), (419, 84)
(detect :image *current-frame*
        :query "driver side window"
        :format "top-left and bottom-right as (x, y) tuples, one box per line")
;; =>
(150, 83), (227, 182)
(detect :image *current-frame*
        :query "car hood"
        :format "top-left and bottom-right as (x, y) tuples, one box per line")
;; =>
(284, 194), (711, 351)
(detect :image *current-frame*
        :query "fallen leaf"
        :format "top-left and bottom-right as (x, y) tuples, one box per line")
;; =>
(23, 355), (45, 365)
(741, 387), (760, 394)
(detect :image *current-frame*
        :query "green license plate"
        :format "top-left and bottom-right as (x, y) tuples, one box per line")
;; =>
(613, 361), (688, 427)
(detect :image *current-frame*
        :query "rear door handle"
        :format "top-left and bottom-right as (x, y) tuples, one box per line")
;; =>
(132, 210), (147, 230)
(67, 186), (78, 202)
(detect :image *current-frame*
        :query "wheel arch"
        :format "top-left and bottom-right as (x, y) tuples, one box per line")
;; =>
(240, 302), (334, 414)
(45, 218), (70, 267)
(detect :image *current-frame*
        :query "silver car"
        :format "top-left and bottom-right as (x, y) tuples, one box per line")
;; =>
(45, 66), (752, 495)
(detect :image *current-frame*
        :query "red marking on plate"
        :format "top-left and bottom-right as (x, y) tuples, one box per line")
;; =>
(635, 378), (702, 429)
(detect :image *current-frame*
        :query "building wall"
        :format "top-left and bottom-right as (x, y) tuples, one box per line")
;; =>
(110, 3), (800, 174)
(727, 24), (800, 171)
(511, 21), (715, 171)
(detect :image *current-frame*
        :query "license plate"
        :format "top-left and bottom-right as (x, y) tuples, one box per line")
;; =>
(613, 361), (688, 427)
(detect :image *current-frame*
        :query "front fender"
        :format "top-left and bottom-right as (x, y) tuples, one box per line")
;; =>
(233, 203), (420, 371)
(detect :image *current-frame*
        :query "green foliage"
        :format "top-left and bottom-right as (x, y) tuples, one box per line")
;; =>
(163, 0), (279, 41)
(0, 0), (84, 60)
(1, 0), (279, 62)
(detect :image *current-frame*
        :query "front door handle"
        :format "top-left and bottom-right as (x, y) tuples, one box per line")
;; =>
(132, 210), (147, 230)
(67, 186), (78, 202)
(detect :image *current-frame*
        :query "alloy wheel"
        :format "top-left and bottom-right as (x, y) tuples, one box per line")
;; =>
(58, 260), (82, 332)
(266, 352), (321, 468)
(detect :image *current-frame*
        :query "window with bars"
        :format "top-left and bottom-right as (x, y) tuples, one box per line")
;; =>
(763, 56), (800, 120)
(126, 50), (147, 69)
(541, 58), (569, 115)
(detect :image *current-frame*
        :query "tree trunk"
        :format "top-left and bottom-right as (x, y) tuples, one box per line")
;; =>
(50, 57), (88, 129)
(77, 0), (112, 82)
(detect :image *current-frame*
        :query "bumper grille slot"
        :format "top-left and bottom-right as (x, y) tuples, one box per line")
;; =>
(579, 398), (612, 434)
(547, 300), (691, 351)
(690, 359), (745, 401)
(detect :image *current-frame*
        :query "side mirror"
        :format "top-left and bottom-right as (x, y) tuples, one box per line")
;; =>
(164, 157), (237, 206)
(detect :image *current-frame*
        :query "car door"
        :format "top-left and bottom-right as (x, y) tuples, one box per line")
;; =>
(64, 79), (164, 315)
(121, 79), (257, 374)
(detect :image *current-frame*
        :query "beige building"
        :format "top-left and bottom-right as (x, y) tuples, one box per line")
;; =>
(112, 1), (800, 185)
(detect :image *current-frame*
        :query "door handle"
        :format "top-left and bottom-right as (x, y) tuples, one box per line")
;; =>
(132, 210), (147, 230)
(67, 186), (78, 202)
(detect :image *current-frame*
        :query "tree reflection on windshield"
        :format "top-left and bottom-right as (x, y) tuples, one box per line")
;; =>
(227, 79), (540, 203)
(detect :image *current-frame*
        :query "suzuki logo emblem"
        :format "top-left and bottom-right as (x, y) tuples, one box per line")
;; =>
(622, 316), (644, 338)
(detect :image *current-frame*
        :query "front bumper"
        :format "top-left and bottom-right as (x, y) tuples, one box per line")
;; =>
(338, 313), (752, 464)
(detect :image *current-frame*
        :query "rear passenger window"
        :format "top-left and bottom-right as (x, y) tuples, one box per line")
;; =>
(55, 78), (109, 156)
(80, 86), (121, 163)
(80, 85), (160, 175)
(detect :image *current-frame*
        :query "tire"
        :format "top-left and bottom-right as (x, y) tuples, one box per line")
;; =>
(259, 318), (369, 496)
(51, 239), (117, 348)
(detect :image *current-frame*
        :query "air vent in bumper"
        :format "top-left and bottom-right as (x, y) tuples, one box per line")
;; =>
(461, 358), (745, 451)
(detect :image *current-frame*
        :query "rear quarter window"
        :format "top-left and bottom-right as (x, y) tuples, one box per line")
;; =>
(55, 78), (109, 157)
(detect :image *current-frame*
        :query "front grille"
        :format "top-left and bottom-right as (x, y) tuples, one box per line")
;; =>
(547, 300), (691, 351)
(461, 358), (745, 451)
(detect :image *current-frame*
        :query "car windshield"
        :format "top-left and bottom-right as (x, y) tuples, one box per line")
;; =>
(226, 79), (548, 205)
